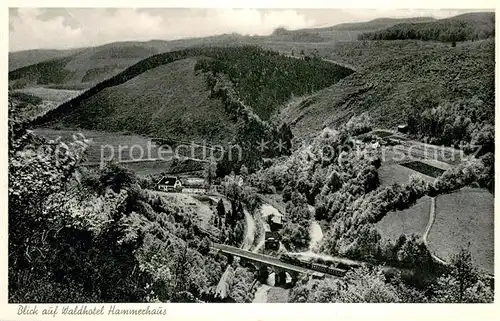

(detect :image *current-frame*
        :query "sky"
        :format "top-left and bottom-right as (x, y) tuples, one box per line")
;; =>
(9, 8), (488, 52)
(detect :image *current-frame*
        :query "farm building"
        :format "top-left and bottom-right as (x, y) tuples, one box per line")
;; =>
(156, 176), (182, 192)
(181, 178), (208, 194)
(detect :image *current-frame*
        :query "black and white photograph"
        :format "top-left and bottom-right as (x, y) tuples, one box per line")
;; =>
(4, 3), (496, 312)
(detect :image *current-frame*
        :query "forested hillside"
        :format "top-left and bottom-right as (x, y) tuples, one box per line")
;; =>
(27, 46), (352, 173)
(9, 44), (159, 89)
(8, 48), (83, 71)
(358, 12), (494, 42)
(194, 46), (353, 120)
(285, 39), (494, 141)
(8, 35), (257, 88)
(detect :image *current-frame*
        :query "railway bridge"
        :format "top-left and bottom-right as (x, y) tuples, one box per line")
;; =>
(211, 243), (329, 283)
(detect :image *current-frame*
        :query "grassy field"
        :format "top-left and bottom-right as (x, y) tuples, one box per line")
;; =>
(427, 187), (494, 274)
(33, 128), (166, 162)
(32, 128), (206, 176)
(375, 196), (431, 241)
(400, 161), (445, 178)
(378, 164), (435, 187)
(157, 192), (215, 229)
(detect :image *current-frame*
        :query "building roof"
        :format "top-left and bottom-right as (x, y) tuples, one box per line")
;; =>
(265, 231), (280, 239)
(270, 216), (282, 225)
(181, 178), (206, 188)
(157, 176), (180, 186)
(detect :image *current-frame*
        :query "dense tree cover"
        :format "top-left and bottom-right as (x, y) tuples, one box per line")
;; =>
(358, 13), (495, 43)
(432, 247), (493, 303)
(341, 229), (433, 271)
(227, 266), (258, 303)
(288, 38), (494, 140)
(289, 265), (424, 303)
(407, 97), (494, 157)
(246, 162), (288, 194)
(216, 199), (226, 217)
(9, 97), (231, 302)
(196, 71), (294, 175)
(9, 56), (75, 86)
(249, 114), (380, 252)
(289, 247), (492, 303)
(207, 262), (258, 303)
(253, 114), (379, 207)
(344, 112), (372, 136)
(194, 46), (353, 120)
(280, 191), (311, 252)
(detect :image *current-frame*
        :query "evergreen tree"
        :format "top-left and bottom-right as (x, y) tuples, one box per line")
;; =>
(216, 199), (225, 217)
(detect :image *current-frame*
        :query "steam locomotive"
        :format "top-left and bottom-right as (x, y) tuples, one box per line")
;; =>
(279, 253), (348, 277)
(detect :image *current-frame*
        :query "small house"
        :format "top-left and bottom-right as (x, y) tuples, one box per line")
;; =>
(268, 215), (283, 232)
(156, 176), (182, 192)
(397, 124), (408, 133)
(265, 231), (280, 251)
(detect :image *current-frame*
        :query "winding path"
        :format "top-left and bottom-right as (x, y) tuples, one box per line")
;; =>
(422, 197), (449, 266)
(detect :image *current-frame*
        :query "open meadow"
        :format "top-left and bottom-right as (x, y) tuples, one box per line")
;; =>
(427, 187), (494, 274)
(378, 163), (435, 187)
(13, 87), (82, 103)
(375, 196), (432, 241)
(32, 127), (206, 176)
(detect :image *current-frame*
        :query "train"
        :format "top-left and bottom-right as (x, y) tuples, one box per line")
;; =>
(279, 253), (348, 277)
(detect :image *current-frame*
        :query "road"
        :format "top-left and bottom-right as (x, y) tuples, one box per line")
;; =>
(252, 204), (274, 253)
(241, 209), (256, 250)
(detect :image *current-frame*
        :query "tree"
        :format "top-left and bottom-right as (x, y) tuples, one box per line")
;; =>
(450, 247), (477, 301)
(216, 199), (225, 217)
(289, 266), (402, 303)
(432, 247), (493, 303)
(99, 164), (136, 193)
(204, 159), (217, 186)
(199, 237), (211, 255)
(239, 165), (249, 177)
